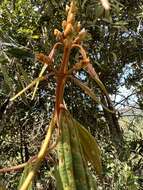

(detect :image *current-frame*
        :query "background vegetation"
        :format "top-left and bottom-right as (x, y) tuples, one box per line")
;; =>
(0, 0), (143, 189)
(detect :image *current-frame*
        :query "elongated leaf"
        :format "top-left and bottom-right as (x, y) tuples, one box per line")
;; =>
(18, 163), (33, 190)
(61, 111), (76, 189)
(62, 110), (88, 190)
(86, 63), (109, 97)
(15, 63), (30, 98)
(70, 76), (114, 113)
(31, 42), (61, 99)
(82, 0), (88, 9)
(57, 122), (70, 189)
(53, 166), (64, 190)
(85, 63), (116, 113)
(59, 109), (92, 189)
(76, 120), (102, 175)
(7, 47), (34, 59)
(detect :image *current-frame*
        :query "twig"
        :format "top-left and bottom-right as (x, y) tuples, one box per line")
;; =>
(0, 163), (27, 173)
(0, 156), (37, 173)
(114, 92), (137, 107)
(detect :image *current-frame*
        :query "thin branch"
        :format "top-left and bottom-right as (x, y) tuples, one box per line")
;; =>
(114, 92), (137, 106)
(0, 156), (36, 173)
(0, 163), (27, 173)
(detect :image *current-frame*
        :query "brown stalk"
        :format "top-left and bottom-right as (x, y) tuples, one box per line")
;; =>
(54, 42), (72, 120)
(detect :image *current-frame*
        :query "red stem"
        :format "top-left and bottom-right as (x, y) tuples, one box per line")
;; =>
(55, 42), (71, 119)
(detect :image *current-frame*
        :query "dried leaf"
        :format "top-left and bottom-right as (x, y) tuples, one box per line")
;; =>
(70, 76), (114, 113)
(86, 63), (114, 109)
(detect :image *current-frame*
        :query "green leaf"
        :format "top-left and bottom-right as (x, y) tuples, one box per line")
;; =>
(7, 47), (34, 59)
(76, 121), (102, 175)
(53, 166), (64, 190)
(111, 52), (117, 62)
(94, 5), (104, 18)
(113, 21), (128, 26)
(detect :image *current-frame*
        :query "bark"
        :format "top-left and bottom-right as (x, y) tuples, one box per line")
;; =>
(101, 94), (123, 143)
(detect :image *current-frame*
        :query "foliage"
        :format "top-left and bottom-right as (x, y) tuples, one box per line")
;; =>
(0, 0), (143, 189)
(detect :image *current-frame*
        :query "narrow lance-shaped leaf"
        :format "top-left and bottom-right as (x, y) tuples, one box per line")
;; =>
(15, 63), (30, 101)
(71, 44), (112, 106)
(62, 109), (89, 190)
(61, 110), (76, 189)
(76, 120), (102, 175)
(53, 166), (64, 190)
(70, 76), (114, 113)
(7, 47), (34, 59)
(85, 63), (115, 110)
(57, 112), (70, 189)
(86, 63), (108, 97)
(16, 73), (29, 105)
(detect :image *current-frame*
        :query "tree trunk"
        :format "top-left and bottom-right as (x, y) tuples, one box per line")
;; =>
(101, 95), (123, 144)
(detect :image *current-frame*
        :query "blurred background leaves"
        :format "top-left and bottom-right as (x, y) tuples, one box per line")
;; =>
(0, 0), (143, 189)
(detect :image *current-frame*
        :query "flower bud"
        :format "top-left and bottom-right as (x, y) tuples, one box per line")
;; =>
(64, 23), (73, 37)
(77, 21), (81, 32)
(54, 29), (62, 39)
(66, 5), (69, 12)
(78, 28), (87, 40)
(67, 13), (74, 24)
(62, 20), (67, 30)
